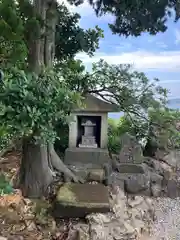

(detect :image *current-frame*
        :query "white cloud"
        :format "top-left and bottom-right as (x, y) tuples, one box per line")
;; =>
(175, 29), (180, 45)
(76, 50), (180, 71)
(155, 41), (168, 49)
(160, 80), (180, 83)
(58, 0), (93, 16)
(59, 0), (114, 23)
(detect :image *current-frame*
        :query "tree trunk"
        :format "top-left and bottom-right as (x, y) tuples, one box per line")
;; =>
(19, 139), (82, 198)
(19, 138), (54, 198)
(19, 0), (81, 198)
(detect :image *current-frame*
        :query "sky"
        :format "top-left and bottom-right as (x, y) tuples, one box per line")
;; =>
(63, 1), (180, 100)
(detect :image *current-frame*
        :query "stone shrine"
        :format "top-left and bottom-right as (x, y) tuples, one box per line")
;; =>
(79, 120), (97, 148)
(64, 94), (119, 167)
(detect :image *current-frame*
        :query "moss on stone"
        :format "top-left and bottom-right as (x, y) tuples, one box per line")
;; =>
(56, 183), (77, 203)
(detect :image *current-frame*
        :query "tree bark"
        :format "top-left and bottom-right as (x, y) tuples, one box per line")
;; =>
(48, 144), (83, 183)
(19, 0), (81, 198)
(19, 138), (54, 198)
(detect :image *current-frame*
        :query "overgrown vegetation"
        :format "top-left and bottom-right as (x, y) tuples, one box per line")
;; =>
(108, 108), (180, 155)
(1, 0), (180, 197)
(0, 174), (13, 195)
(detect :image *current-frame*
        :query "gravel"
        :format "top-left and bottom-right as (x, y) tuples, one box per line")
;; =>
(150, 197), (180, 239)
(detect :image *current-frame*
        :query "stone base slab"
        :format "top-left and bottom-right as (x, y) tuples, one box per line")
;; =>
(64, 147), (110, 166)
(53, 183), (110, 218)
(79, 143), (98, 148)
(116, 163), (145, 173)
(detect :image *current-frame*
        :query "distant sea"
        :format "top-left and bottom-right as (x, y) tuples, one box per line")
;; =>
(108, 99), (180, 119)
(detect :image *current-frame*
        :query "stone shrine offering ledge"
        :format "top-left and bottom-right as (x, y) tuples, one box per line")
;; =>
(64, 94), (119, 166)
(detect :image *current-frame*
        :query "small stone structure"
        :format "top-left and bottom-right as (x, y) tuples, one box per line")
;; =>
(53, 183), (110, 218)
(115, 133), (145, 173)
(79, 120), (97, 148)
(64, 94), (119, 167)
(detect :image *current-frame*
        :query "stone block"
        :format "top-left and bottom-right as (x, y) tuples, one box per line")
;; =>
(116, 163), (145, 174)
(167, 180), (180, 198)
(87, 169), (105, 182)
(149, 172), (163, 185)
(53, 183), (110, 218)
(119, 133), (144, 164)
(64, 147), (110, 166)
(124, 174), (150, 194)
(68, 166), (89, 180)
(151, 184), (162, 197)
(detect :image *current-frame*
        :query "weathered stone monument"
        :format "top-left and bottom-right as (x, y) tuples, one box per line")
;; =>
(64, 94), (119, 167)
(118, 133), (145, 173)
(79, 120), (97, 148)
(112, 133), (149, 194)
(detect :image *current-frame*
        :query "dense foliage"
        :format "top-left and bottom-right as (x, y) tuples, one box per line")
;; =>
(55, 4), (103, 60)
(0, 0), (103, 150)
(69, 0), (180, 36)
(108, 117), (131, 154)
(108, 108), (180, 155)
(0, 67), (80, 149)
(1, 0), (180, 197)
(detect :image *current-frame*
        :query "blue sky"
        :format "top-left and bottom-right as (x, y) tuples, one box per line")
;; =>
(64, 1), (180, 100)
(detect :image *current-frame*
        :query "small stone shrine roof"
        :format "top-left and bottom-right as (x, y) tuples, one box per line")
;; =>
(74, 94), (119, 113)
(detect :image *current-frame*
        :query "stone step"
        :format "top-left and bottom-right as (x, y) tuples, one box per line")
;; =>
(116, 163), (145, 173)
(52, 183), (110, 218)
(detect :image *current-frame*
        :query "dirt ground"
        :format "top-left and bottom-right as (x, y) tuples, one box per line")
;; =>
(0, 151), (77, 240)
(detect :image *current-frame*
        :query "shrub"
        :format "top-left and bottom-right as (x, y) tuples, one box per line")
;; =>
(0, 173), (13, 195)
(108, 116), (132, 154)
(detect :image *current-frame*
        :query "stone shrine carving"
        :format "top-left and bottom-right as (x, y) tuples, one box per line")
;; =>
(79, 120), (98, 148)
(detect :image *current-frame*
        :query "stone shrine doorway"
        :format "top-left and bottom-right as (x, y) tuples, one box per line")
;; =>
(76, 116), (101, 148)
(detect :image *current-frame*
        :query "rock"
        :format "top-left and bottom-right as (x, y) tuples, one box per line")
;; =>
(162, 150), (180, 169)
(124, 174), (150, 194)
(86, 213), (113, 224)
(53, 183), (110, 218)
(0, 237), (7, 240)
(84, 187), (154, 240)
(151, 184), (162, 197)
(68, 165), (89, 180)
(149, 172), (163, 185)
(166, 179), (180, 198)
(76, 224), (90, 240)
(87, 169), (105, 183)
(111, 173), (125, 190)
(145, 157), (173, 180)
(111, 187), (128, 219)
(127, 196), (144, 208)
(110, 221), (135, 239)
(155, 149), (168, 161)
(89, 224), (111, 240)
(66, 228), (79, 240)
(115, 163), (145, 173)
(103, 163), (113, 185)
(119, 133), (144, 164)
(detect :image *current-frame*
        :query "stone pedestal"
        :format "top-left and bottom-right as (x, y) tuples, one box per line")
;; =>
(79, 136), (97, 148)
(64, 147), (110, 166)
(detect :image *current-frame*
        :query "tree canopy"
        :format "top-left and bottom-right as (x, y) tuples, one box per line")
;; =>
(69, 0), (180, 36)
(0, 0), (180, 197)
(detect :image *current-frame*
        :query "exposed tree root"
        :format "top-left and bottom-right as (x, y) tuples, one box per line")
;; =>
(48, 144), (84, 183)
(18, 139), (84, 198)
